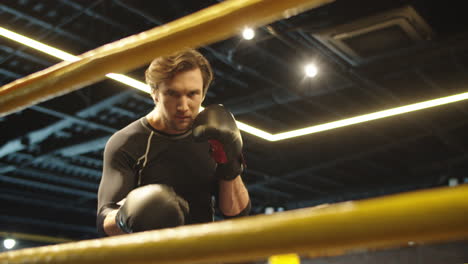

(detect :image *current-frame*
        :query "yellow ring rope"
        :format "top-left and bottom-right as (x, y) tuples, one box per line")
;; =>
(1, 185), (467, 264)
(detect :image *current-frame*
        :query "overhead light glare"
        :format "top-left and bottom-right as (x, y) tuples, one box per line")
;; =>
(242, 27), (255, 40)
(3, 238), (16, 249)
(304, 63), (318, 78)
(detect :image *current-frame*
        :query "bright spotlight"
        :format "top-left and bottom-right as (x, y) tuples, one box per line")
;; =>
(3, 238), (16, 249)
(305, 63), (318, 78)
(242, 27), (255, 40)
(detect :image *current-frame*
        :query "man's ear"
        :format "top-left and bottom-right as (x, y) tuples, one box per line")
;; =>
(201, 89), (207, 102)
(151, 89), (159, 103)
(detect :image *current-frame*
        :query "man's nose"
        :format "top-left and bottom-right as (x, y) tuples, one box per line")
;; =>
(177, 96), (189, 112)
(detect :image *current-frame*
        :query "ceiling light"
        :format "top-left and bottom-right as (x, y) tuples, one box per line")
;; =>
(3, 238), (16, 249)
(236, 121), (275, 141)
(270, 91), (468, 141)
(304, 63), (318, 78)
(0, 27), (78, 62)
(242, 27), (255, 40)
(105, 73), (150, 93)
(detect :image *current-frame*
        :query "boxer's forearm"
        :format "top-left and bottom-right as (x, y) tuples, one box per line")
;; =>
(218, 176), (250, 216)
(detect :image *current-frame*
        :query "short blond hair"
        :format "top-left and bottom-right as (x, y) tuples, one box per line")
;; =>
(145, 49), (213, 96)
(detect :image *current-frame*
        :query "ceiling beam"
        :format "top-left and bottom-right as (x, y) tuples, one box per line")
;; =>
(0, 44), (52, 66)
(251, 116), (468, 188)
(0, 162), (98, 189)
(0, 92), (131, 158)
(285, 182), (434, 209)
(0, 4), (94, 47)
(58, 0), (132, 33)
(0, 189), (95, 215)
(0, 174), (96, 198)
(0, 215), (96, 234)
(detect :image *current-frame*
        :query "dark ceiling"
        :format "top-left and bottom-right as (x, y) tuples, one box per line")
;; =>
(1, 0), (468, 250)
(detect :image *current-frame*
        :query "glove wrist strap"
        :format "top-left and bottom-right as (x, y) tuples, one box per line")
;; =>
(115, 210), (132, 233)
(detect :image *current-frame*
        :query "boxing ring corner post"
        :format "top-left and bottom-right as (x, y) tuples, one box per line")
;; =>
(0, 185), (467, 264)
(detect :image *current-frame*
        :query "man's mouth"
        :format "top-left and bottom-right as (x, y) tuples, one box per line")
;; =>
(175, 115), (191, 121)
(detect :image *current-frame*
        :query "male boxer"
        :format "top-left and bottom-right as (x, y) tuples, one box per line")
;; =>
(96, 49), (250, 236)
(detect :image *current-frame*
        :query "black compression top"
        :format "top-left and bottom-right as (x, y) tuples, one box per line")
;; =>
(96, 117), (217, 235)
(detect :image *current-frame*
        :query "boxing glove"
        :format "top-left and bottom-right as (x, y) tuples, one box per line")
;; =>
(192, 104), (245, 180)
(115, 184), (189, 233)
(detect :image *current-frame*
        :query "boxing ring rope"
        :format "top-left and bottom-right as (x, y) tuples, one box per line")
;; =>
(1, 185), (467, 263)
(0, 0), (333, 117)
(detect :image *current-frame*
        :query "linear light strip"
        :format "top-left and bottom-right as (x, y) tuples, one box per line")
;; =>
(105, 73), (150, 93)
(2, 26), (468, 142)
(0, 27), (79, 62)
(237, 121), (274, 141)
(272, 92), (468, 141)
(0, 27), (151, 93)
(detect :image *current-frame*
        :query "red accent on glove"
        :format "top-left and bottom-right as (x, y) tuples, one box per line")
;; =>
(208, 139), (228, 163)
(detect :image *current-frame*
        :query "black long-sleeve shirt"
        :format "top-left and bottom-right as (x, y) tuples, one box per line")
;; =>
(97, 117), (217, 236)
